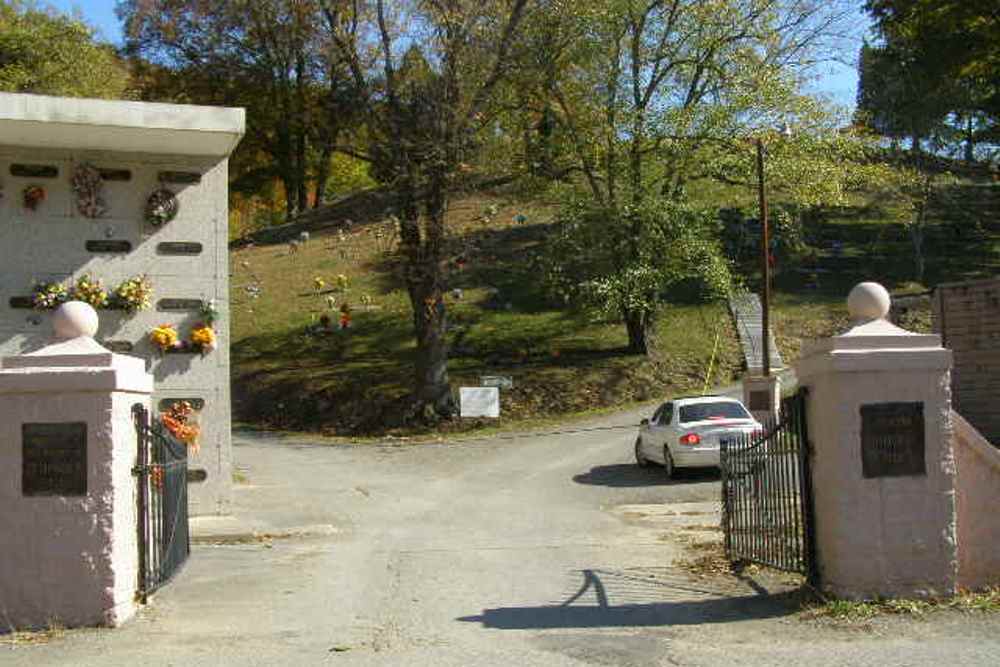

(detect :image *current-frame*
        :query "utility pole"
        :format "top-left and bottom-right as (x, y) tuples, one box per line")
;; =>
(756, 137), (770, 378)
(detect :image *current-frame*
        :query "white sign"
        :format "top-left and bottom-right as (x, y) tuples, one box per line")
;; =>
(460, 387), (500, 418)
(480, 375), (513, 389)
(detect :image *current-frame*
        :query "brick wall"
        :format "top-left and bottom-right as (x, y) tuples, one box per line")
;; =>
(933, 279), (1000, 444)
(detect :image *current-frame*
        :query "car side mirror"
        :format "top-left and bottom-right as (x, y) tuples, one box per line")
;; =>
(640, 418), (649, 426)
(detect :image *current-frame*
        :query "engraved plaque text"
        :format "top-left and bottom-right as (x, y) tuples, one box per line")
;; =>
(22, 422), (88, 496)
(861, 402), (925, 478)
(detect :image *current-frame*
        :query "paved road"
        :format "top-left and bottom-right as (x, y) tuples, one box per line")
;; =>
(5, 407), (1000, 666)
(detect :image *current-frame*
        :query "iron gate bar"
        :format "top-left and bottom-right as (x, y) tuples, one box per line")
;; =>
(720, 388), (817, 582)
(132, 404), (190, 603)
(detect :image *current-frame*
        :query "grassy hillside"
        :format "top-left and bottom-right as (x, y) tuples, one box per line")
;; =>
(230, 193), (743, 437)
(229, 180), (999, 437)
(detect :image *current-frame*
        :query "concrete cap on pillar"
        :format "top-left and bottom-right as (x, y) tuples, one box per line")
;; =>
(52, 301), (100, 339)
(847, 282), (891, 322)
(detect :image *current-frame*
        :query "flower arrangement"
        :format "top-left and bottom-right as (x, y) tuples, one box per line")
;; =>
(111, 274), (153, 313)
(335, 274), (349, 291)
(149, 324), (180, 352)
(32, 280), (69, 310)
(23, 185), (45, 211)
(145, 188), (179, 226)
(189, 324), (217, 354)
(160, 400), (200, 453)
(72, 163), (106, 218)
(31, 275), (153, 313)
(314, 276), (326, 292)
(339, 302), (352, 329)
(199, 299), (219, 325)
(68, 274), (109, 309)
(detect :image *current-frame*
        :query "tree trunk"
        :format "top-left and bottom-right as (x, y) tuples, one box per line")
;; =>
(396, 163), (455, 420)
(624, 309), (653, 355)
(314, 145), (333, 208)
(964, 116), (975, 163)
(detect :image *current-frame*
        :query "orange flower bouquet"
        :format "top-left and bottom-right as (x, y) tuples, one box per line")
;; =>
(160, 401), (200, 453)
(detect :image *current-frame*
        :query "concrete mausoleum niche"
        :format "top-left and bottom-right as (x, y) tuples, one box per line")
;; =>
(0, 302), (153, 628)
(0, 92), (245, 515)
(797, 282), (957, 599)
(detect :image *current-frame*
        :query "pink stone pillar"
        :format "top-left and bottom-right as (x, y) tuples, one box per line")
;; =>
(797, 283), (957, 599)
(0, 302), (153, 628)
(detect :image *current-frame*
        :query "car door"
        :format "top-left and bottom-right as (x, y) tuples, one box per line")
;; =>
(648, 402), (673, 463)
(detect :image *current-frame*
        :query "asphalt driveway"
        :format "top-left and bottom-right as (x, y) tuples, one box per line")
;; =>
(5, 406), (999, 666)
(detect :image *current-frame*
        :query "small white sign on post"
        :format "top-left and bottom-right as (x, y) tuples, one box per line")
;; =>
(460, 387), (500, 418)
(480, 375), (513, 389)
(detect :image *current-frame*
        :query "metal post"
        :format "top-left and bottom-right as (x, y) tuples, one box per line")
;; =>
(756, 138), (771, 378)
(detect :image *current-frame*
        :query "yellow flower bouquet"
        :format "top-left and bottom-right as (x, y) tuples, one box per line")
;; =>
(189, 324), (217, 354)
(149, 324), (179, 352)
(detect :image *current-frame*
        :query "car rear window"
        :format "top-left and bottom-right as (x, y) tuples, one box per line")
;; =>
(678, 402), (750, 422)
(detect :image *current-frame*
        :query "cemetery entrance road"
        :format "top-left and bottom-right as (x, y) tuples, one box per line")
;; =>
(7, 408), (1000, 666)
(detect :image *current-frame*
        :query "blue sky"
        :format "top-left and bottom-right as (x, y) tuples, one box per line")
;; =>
(49, 0), (866, 109)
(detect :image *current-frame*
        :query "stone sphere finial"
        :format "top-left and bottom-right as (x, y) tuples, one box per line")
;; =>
(847, 282), (891, 321)
(52, 301), (99, 339)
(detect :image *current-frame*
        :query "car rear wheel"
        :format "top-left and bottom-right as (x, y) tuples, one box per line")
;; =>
(662, 446), (675, 479)
(635, 437), (651, 468)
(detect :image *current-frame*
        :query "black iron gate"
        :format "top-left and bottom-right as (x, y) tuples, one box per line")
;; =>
(720, 388), (817, 582)
(133, 403), (190, 602)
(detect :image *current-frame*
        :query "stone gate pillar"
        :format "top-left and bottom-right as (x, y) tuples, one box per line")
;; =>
(798, 282), (957, 599)
(0, 302), (153, 628)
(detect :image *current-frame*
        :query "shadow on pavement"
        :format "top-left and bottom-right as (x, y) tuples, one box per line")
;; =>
(457, 568), (800, 629)
(573, 464), (720, 487)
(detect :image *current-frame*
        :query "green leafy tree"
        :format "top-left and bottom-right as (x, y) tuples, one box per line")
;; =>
(863, 1), (999, 160)
(322, 0), (533, 419)
(528, 0), (854, 353)
(541, 198), (731, 353)
(0, 1), (129, 98)
(120, 0), (362, 216)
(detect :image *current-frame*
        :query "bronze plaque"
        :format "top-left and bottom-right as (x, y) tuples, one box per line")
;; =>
(157, 242), (203, 256)
(860, 402), (926, 478)
(748, 390), (770, 412)
(11, 164), (58, 178)
(158, 170), (201, 184)
(102, 340), (134, 353)
(22, 422), (88, 496)
(157, 298), (203, 311)
(187, 469), (208, 483)
(86, 240), (132, 253)
(98, 168), (132, 181)
(159, 397), (205, 411)
(9, 296), (33, 309)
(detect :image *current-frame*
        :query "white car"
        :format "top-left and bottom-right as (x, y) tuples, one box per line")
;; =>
(634, 395), (762, 477)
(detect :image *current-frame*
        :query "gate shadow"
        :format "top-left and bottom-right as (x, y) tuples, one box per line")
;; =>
(573, 464), (720, 487)
(457, 568), (802, 630)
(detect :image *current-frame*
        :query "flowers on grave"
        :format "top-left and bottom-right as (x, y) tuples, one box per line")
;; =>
(112, 274), (153, 313)
(149, 324), (180, 352)
(145, 188), (179, 226)
(68, 275), (109, 309)
(199, 299), (219, 325)
(339, 302), (352, 329)
(335, 274), (349, 291)
(189, 323), (217, 354)
(161, 400), (200, 453)
(314, 276), (326, 292)
(360, 294), (373, 307)
(31, 280), (70, 310)
(71, 163), (106, 218)
(23, 185), (45, 211)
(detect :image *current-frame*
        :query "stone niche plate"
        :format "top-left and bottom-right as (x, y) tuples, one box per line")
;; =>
(860, 402), (926, 478)
(22, 422), (88, 496)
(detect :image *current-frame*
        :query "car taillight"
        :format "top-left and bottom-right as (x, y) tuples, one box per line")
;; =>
(679, 433), (701, 446)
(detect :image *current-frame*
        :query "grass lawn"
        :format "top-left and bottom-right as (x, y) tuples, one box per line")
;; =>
(229, 180), (999, 437)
